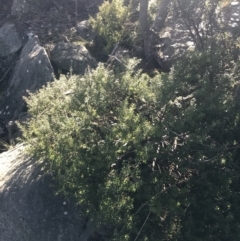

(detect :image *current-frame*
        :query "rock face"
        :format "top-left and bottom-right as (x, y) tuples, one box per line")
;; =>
(11, 0), (29, 16)
(0, 144), (94, 241)
(0, 31), (97, 142)
(50, 41), (97, 75)
(76, 20), (95, 42)
(0, 35), (54, 121)
(0, 23), (23, 57)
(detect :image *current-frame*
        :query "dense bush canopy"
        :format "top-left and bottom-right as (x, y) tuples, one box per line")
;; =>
(21, 49), (240, 240)
(16, 0), (240, 240)
(89, 0), (130, 54)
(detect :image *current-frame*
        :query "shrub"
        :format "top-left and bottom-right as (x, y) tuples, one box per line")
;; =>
(21, 52), (240, 240)
(89, 0), (131, 54)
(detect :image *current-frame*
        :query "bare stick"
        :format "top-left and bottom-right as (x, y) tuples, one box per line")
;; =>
(0, 62), (15, 83)
(133, 211), (151, 241)
(106, 42), (120, 65)
(75, 0), (78, 25)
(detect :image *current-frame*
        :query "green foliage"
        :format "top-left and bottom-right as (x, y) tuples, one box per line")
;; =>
(148, 0), (162, 24)
(89, 0), (132, 54)
(21, 49), (240, 241)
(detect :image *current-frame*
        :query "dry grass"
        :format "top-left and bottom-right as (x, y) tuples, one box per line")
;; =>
(219, 0), (232, 9)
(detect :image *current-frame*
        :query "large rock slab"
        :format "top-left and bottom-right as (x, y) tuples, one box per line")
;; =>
(11, 0), (29, 16)
(50, 42), (97, 75)
(0, 144), (94, 241)
(0, 35), (54, 121)
(0, 23), (23, 57)
(76, 20), (95, 42)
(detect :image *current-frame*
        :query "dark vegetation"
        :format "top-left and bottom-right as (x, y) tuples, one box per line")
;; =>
(20, 0), (240, 240)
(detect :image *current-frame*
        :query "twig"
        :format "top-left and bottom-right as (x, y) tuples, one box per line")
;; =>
(0, 14), (9, 26)
(52, 1), (61, 12)
(0, 62), (15, 83)
(75, 0), (78, 25)
(133, 211), (151, 241)
(118, 179), (189, 236)
(106, 42), (120, 65)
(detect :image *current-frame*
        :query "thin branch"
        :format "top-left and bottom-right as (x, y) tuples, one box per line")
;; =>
(166, 126), (240, 152)
(75, 0), (78, 25)
(133, 211), (151, 241)
(0, 61), (15, 83)
(106, 42), (120, 65)
(176, 0), (204, 50)
(118, 179), (189, 236)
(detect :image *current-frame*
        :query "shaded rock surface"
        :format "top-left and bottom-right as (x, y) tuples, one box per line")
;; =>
(0, 23), (23, 57)
(50, 41), (97, 75)
(76, 20), (95, 42)
(11, 0), (29, 16)
(0, 144), (94, 241)
(0, 35), (54, 121)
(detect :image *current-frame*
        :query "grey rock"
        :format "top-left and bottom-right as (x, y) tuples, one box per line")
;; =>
(11, 0), (29, 16)
(76, 20), (95, 41)
(0, 144), (95, 241)
(50, 41), (97, 75)
(0, 23), (23, 57)
(0, 35), (54, 121)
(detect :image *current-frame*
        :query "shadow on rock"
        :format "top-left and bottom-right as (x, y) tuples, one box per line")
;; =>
(0, 144), (94, 241)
